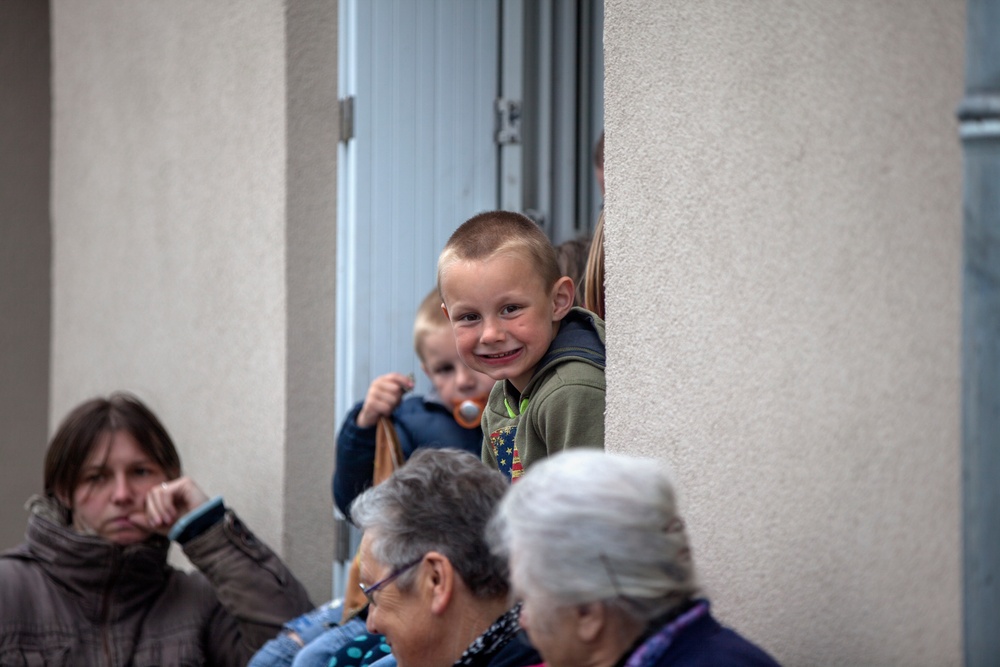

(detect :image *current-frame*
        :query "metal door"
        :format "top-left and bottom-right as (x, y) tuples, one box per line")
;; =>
(336, 0), (500, 423)
(333, 0), (604, 598)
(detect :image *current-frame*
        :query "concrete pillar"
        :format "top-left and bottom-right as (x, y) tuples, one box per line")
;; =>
(605, 1), (964, 664)
(0, 0), (51, 551)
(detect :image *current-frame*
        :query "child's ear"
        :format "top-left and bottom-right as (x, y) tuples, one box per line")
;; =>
(440, 302), (450, 321)
(551, 276), (575, 320)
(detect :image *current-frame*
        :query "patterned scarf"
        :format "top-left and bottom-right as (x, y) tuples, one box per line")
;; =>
(624, 600), (710, 667)
(453, 604), (523, 667)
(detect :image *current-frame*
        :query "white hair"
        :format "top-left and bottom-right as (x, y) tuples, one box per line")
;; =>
(489, 449), (698, 622)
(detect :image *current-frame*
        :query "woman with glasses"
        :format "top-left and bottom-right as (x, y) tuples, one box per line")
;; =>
(349, 447), (540, 667)
(490, 450), (781, 667)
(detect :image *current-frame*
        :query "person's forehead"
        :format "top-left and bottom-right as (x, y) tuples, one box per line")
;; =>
(80, 430), (120, 466)
(83, 430), (151, 465)
(419, 326), (456, 357)
(445, 256), (547, 300)
(358, 533), (388, 579)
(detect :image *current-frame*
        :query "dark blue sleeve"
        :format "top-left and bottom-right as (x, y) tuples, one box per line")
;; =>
(332, 399), (421, 520)
(332, 396), (480, 521)
(393, 403), (484, 459)
(662, 614), (781, 667)
(332, 402), (376, 519)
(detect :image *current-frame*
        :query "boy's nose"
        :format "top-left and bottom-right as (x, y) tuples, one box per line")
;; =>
(480, 318), (505, 344)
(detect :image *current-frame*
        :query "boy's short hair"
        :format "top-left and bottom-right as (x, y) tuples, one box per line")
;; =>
(437, 210), (561, 293)
(413, 287), (450, 362)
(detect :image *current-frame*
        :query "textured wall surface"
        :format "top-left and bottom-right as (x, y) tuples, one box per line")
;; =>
(284, 0), (338, 600)
(0, 0), (51, 550)
(604, 1), (964, 665)
(50, 0), (335, 600)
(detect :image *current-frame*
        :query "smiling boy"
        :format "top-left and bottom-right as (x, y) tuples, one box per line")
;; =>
(438, 211), (606, 480)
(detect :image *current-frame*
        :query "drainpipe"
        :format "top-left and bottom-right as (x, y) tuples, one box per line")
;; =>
(957, 1), (1000, 664)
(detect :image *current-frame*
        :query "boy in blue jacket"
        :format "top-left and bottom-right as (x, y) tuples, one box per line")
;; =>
(333, 288), (496, 519)
(250, 290), (495, 667)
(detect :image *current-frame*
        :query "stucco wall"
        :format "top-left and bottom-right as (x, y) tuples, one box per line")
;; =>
(0, 0), (51, 551)
(284, 0), (339, 599)
(604, 2), (964, 665)
(50, 0), (336, 600)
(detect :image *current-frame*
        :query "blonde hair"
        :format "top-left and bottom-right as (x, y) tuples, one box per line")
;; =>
(584, 209), (605, 319)
(437, 211), (561, 297)
(413, 287), (450, 362)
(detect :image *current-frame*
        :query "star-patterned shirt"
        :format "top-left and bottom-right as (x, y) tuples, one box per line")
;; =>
(489, 425), (524, 481)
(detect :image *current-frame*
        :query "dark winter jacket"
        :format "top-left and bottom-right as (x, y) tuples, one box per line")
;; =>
(0, 496), (313, 667)
(637, 612), (780, 666)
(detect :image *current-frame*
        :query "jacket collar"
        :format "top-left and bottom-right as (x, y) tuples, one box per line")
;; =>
(503, 307), (607, 407)
(18, 495), (172, 622)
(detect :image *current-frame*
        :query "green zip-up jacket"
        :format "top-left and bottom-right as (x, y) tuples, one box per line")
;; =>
(482, 307), (606, 480)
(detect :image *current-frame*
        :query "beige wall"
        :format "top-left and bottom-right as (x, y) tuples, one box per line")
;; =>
(604, 1), (964, 665)
(27, 0), (967, 660)
(0, 0), (51, 551)
(283, 0), (339, 597)
(50, 0), (337, 601)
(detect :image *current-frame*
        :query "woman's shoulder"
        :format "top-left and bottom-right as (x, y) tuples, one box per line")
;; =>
(484, 630), (541, 667)
(0, 544), (63, 616)
(659, 611), (781, 667)
(0, 544), (37, 580)
(0, 539), (49, 579)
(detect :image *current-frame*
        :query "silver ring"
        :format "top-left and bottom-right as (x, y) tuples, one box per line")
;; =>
(161, 482), (169, 490)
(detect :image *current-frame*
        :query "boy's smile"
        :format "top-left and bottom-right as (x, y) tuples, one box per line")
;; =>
(440, 252), (574, 393)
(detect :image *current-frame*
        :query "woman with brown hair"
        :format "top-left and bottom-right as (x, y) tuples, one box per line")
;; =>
(0, 392), (313, 665)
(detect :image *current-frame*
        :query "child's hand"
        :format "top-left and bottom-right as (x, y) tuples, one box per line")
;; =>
(356, 372), (414, 428)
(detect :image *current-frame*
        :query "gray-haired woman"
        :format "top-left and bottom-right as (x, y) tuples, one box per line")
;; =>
(490, 449), (780, 667)
(351, 448), (540, 667)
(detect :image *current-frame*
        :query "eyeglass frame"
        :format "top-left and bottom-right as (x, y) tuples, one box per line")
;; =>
(359, 555), (424, 607)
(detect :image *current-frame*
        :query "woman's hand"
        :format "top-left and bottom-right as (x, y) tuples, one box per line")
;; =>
(356, 372), (414, 428)
(135, 477), (211, 535)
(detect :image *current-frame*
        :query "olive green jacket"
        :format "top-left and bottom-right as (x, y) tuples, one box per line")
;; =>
(482, 307), (606, 480)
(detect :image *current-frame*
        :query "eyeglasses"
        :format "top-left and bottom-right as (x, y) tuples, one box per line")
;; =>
(359, 555), (424, 607)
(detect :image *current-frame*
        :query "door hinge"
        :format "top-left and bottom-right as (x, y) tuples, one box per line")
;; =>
(339, 96), (355, 144)
(495, 98), (521, 145)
